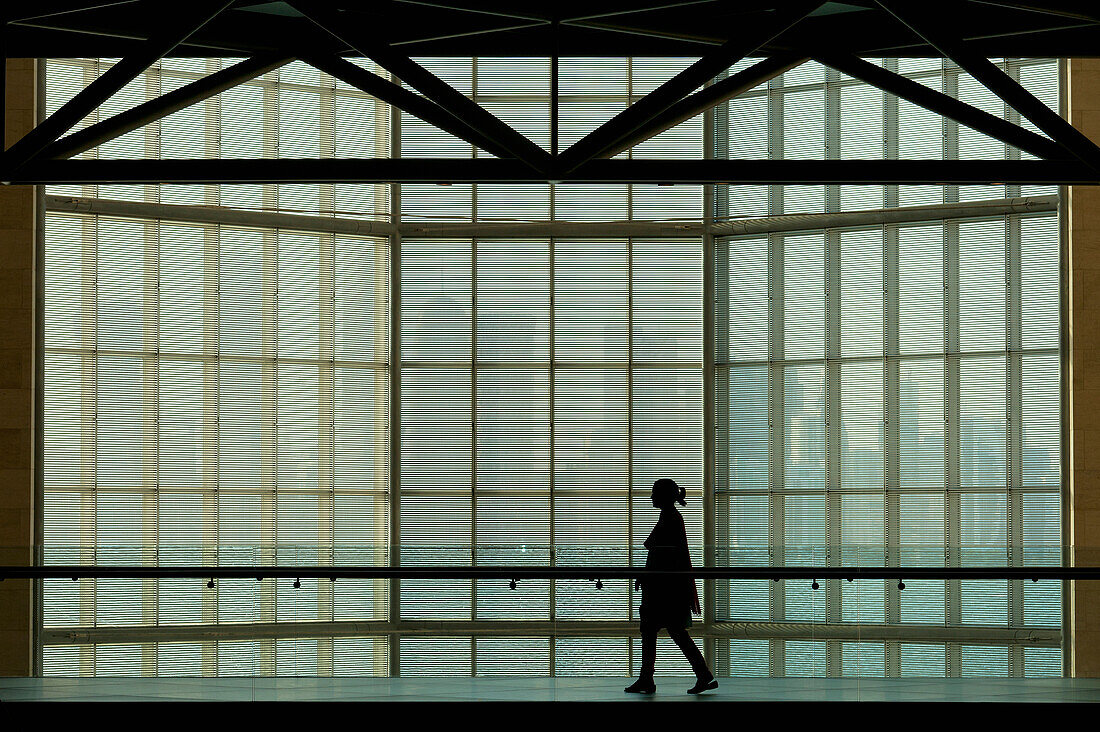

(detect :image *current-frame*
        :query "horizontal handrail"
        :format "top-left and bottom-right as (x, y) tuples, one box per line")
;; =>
(1, 565), (1097, 581)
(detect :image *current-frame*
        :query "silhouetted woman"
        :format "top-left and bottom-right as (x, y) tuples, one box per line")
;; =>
(624, 478), (717, 695)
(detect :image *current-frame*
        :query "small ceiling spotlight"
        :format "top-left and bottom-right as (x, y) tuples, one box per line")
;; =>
(293, 578), (301, 589)
(898, 580), (906, 590)
(207, 578), (215, 589)
(595, 580), (603, 590)
(509, 579), (517, 590)
(811, 580), (819, 591)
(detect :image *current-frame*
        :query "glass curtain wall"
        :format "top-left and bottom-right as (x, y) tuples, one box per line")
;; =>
(40, 55), (1062, 677)
(42, 57), (393, 676)
(713, 58), (1062, 677)
(41, 56), (705, 676)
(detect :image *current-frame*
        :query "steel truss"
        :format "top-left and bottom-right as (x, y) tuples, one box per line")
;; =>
(2, 1), (1100, 185)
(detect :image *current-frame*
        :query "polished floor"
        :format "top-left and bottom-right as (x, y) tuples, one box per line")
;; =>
(3, 676), (1100, 702)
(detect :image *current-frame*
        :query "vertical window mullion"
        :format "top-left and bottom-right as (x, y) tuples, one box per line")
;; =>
(767, 231), (785, 675)
(470, 59), (479, 679)
(388, 78), (402, 678)
(824, 228), (842, 677)
(702, 85), (717, 672)
(317, 230), (336, 676)
(547, 234), (556, 676)
(945, 216), (962, 676)
(884, 221), (902, 676)
(884, 58), (900, 210)
(142, 214), (159, 678)
(257, 65), (281, 675)
(1007, 212), (1025, 675)
(202, 221), (220, 676)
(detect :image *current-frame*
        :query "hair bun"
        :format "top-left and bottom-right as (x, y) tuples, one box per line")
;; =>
(653, 478), (686, 506)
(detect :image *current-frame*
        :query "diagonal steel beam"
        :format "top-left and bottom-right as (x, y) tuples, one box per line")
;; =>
(554, 0), (825, 175)
(288, 0), (552, 171)
(302, 55), (513, 160)
(43, 54), (293, 160)
(0, 0), (235, 172)
(597, 54), (806, 160)
(876, 0), (1100, 171)
(816, 54), (1067, 161)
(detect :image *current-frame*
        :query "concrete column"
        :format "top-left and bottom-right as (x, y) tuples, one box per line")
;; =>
(0, 58), (38, 677)
(1068, 58), (1100, 677)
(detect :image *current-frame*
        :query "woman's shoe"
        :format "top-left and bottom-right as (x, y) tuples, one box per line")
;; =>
(687, 675), (718, 694)
(624, 677), (656, 694)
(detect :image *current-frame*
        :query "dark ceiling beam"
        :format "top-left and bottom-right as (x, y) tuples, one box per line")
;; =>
(876, 0), (1100, 172)
(5, 4), (275, 56)
(1, 0), (236, 172)
(391, 20), (550, 47)
(8, 12), (1100, 57)
(864, 18), (1095, 55)
(387, 0), (550, 23)
(5, 4), (363, 57)
(3, 0), (141, 23)
(6, 18), (249, 54)
(43, 54), (291, 160)
(597, 54), (806, 160)
(0, 21), (695, 57)
(761, 2), (1090, 56)
(563, 0), (722, 22)
(288, 0), (552, 172)
(7, 158), (1098, 185)
(302, 55), (512, 159)
(967, 0), (1100, 24)
(766, 2), (1079, 56)
(327, 1), (553, 47)
(561, 20), (722, 47)
(816, 54), (1067, 162)
(554, 1), (824, 175)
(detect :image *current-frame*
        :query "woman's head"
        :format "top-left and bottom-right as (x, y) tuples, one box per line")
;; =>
(651, 478), (686, 508)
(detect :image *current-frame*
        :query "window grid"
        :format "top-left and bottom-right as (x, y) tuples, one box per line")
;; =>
(42, 57), (1062, 678)
(713, 57), (1061, 678)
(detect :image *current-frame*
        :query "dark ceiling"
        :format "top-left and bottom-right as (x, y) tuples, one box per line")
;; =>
(3, 0), (1100, 58)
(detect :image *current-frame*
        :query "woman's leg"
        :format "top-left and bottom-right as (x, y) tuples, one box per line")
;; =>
(625, 623), (659, 692)
(667, 628), (711, 680)
(639, 624), (658, 678)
